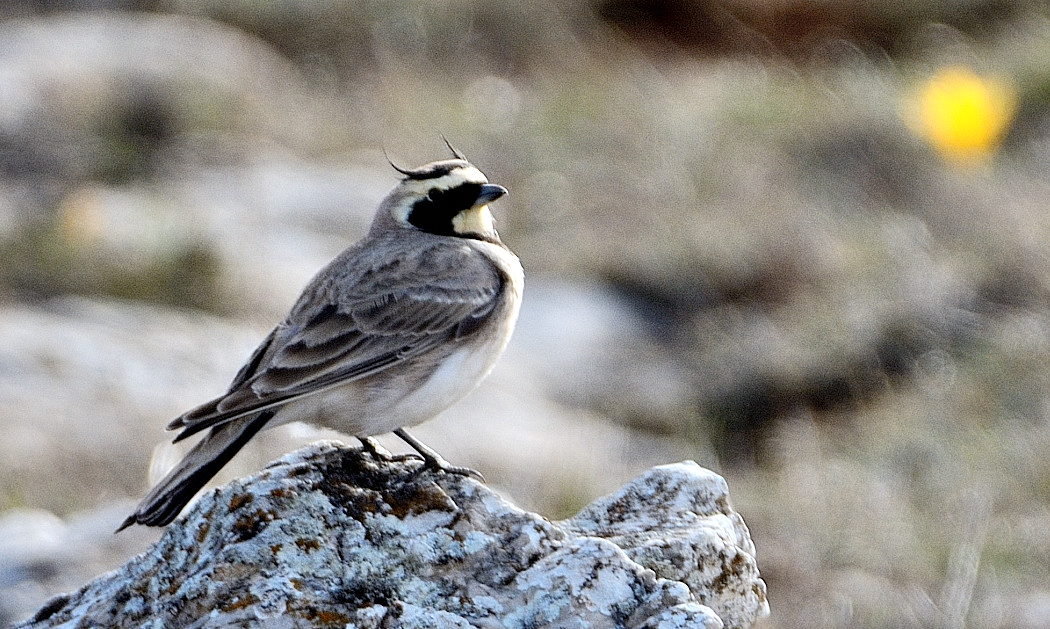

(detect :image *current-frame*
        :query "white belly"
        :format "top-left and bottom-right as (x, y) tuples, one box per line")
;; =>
(274, 305), (519, 438)
(375, 344), (498, 432)
(272, 240), (522, 439)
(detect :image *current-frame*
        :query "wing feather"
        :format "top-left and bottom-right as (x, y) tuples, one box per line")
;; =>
(169, 237), (503, 441)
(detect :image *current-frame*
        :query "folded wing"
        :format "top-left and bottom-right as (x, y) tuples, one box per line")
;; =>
(169, 240), (503, 441)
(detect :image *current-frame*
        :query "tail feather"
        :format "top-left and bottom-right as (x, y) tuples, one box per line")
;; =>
(117, 411), (274, 531)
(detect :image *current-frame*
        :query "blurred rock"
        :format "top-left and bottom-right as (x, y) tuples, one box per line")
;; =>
(0, 505), (159, 627)
(0, 297), (264, 516)
(508, 280), (699, 435)
(0, 11), (389, 314)
(13, 442), (768, 629)
(0, 10), (326, 184)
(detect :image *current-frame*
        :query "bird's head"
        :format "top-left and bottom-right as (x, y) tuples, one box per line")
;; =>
(374, 155), (507, 243)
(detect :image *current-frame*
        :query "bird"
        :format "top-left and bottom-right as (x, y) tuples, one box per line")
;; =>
(118, 145), (522, 530)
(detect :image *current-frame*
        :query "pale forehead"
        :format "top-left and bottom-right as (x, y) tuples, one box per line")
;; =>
(400, 166), (488, 194)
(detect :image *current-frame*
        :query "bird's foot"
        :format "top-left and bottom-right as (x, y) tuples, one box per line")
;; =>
(414, 452), (486, 483)
(358, 436), (423, 464)
(393, 429), (485, 483)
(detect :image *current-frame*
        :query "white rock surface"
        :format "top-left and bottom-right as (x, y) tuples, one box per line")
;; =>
(14, 442), (768, 629)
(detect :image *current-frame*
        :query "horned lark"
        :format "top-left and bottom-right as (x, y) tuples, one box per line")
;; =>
(118, 148), (522, 529)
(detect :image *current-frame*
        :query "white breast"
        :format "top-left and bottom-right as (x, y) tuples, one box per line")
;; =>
(380, 344), (501, 431)
(272, 239), (523, 439)
(380, 241), (522, 433)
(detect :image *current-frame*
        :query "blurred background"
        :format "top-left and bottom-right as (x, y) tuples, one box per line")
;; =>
(2, 0), (1050, 627)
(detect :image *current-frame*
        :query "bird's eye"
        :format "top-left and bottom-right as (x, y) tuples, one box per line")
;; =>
(426, 188), (444, 203)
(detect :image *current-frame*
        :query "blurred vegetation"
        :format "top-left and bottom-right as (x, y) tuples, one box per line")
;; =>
(0, 217), (222, 310)
(3, 0), (1050, 627)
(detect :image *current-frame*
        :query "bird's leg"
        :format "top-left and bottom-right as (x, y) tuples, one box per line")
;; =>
(357, 436), (422, 463)
(393, 428), (485, 482)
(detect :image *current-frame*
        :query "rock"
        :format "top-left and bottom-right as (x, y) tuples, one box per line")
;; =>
(0, 297), (266, 517)
(0, 505), (160, 627)
(508, 280), (699, 436)
(14, 442), (768, 629)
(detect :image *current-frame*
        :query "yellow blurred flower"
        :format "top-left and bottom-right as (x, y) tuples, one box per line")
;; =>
(906, 65), (1016, 165)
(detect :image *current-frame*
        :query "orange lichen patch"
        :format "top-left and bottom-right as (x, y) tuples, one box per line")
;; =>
(295, 538), (322, 552)
(903, 65), (1017, 165)
(293, 606), (351, 626)
(219, 592), (258, 613)
(231, 508), (275, 541)
(229, 493), (254, 512)
(195, 521), (212, 544)
(312, 610), (352, 624)
(160, 576), (180, 597)
(387, 483), (455, 519)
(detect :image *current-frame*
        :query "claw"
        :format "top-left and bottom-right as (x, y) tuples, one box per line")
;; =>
(358, 436), (424, 464)
(393, 429), (485, 483)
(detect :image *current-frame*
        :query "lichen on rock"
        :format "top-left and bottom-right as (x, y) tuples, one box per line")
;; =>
(16, 441), (768, 628)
